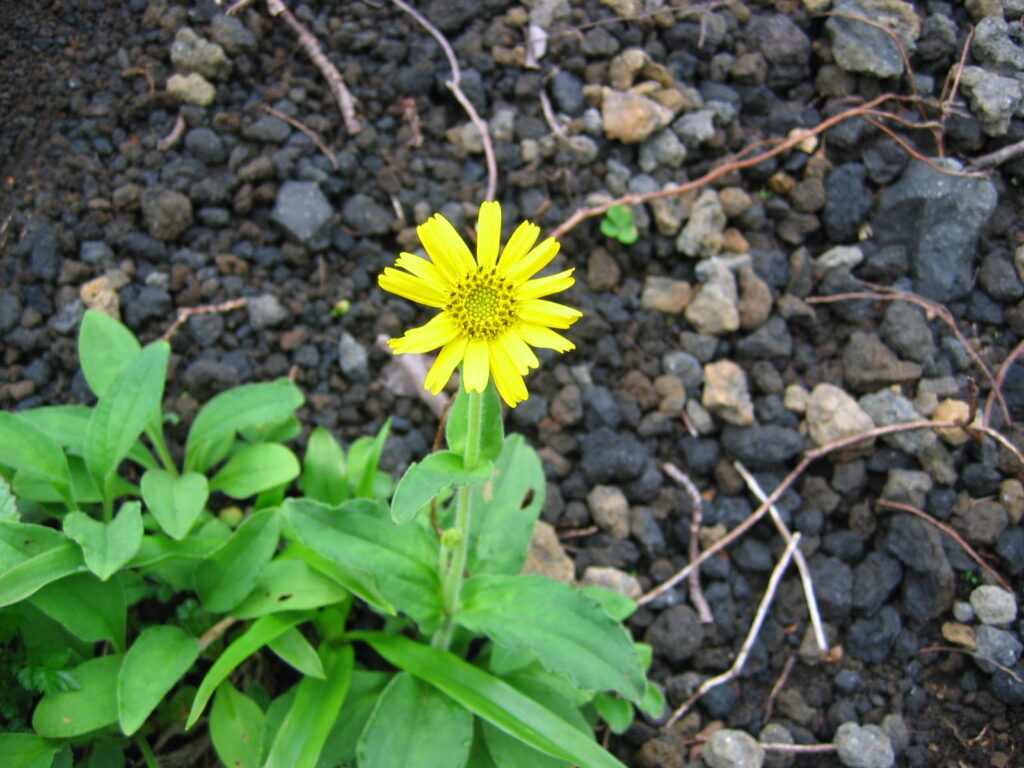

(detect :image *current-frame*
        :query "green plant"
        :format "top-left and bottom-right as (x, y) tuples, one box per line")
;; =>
(599, 204), (639, 245)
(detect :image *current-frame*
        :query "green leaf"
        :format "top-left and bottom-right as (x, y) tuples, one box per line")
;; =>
(281, 499), (440, 631)
(28, 572), (127, 652)
(117, 625), (199, 735)
(187, 611), (313, 729)
(263, 645), (354, 768)
(356, 671), (473, 768)
(348, 418), (391, 498)
(195, 509), (280, 613)
(0, 476), (19, 521)
(446, 382), (503, 462)
(456, 575), (645, 703)
(185, 381), (304, 473)
(391, 451), (493, 524)
(17, 405), (157, 470)
(231, 558), (348, 619)
(299, 426), (348, 505)
(483, 675), (591, 768)
(593, 693), (633, 735)
(599, 217), (619, 239)
(0, 733), (60, 768)
(63, 502), (143, 581)
(467, 435), (545, 577)
(0, 413), (72, 498)
(269, 627), (325, 679)
(638, 679), (665, 720)
(33, 654), (122, 738)
(607, 205), (632, 227)
(141, 469), (209, 540)
(348, 632), (626, 768)
(78, 310), (141, 398)
(580, 586), (637, 622)
(0, 541), (84, 608)
(314, 670), (391, 768)
(208, 443), (300, 500)
(84, 341), (169, 487)
(210, 683), (264, 768)
(284, 542), (393, 616)
(616, 226), (638, 245)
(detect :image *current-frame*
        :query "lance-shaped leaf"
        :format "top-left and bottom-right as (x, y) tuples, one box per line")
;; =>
(390, 451), (493, 524)
(446, 381), (503, 462)
(33, 654), (122, 738)
(209, 443), (300, 500)
(0, 413), (72, 502)
(28, 572), (127, 652)
(210, 683), (264, 768)
(194, 509), (280, 613)
(299, 426), (348, 505)
(118, 625), (199, 735)
(78, 309), (141, 398)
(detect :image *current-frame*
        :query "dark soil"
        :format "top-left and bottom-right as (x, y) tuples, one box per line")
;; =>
(2, 1), (1023, 767)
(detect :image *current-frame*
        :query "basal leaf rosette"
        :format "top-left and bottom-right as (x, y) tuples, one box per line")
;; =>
(378, 202), (581, 407)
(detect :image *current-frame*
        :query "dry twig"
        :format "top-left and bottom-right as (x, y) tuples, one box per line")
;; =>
(763, 654), (796, 723)
(875, 499), (1011, 591)
(665, 534), (801, 727)
(260, 0), (362, 135)
(261, 104), (338, 170)
(390, 0), (497, 202)
(734, 461), (829, 654)
(161, 297), (248, 342)
(919, 646), (1023, 683)
(157, 112), (186, 151)
(662, 462), (714, 623)
(967, 137), (1024, 171)
(121, 67), (156, 97)
(198, 616), (237, 652)
(985, 336), (1024, 427)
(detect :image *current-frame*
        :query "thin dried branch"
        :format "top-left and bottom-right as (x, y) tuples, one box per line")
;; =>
(967, 137), (1024, 172)
(984, 336), (1024, 426)
(122, 67), (156, 97)
(662, 462), (714, 623)
(665, 534), (800, 728)
(549, 93), (929, 240)
(861, 113), (985, 179)
(224, 0), (259, 14)
(734, 461), (829, 654)
(264, 0), (362, 135)
(761, 743), (839, 754)
(919, 645), (1023, 683)
(875, 499), (1011, 591)
(539, 88), (572, 145)
(161, 297), (247, 342)
(807, 285), (1011, 425)
(157, 112), (186, 151)
(198, 616), (237, 652)
(763, 654), (796, 723)
(261, 104), (338, 170)
(390, 0), (497, 202)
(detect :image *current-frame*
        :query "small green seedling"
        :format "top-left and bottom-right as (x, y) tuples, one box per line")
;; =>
(599, 204), (639, 245)
(330, 299), (352, 317)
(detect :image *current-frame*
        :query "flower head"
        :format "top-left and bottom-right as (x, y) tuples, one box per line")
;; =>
(379, 201), (581, 407)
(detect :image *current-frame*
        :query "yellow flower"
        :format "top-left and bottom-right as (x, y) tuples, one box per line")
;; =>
(379, 201), (582, 407)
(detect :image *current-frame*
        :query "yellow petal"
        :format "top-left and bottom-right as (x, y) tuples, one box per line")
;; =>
(517, 269), (576, 301)
(425, 337), (468, 394)
(507, 237), (560, 283)
(379, 268), (446, 307)
(497, 220), (540, 273)
(418, 214), (474, 282)
(501, 328), (540, 374)
(476, 201), (501, 270)
(462, 338), (490, 392)
(518, 299), (583, 329)
(519, 323), (575, 352)
(489, 340), (528, 407)
(395, 252), (447, 291)
(389, 313), (459, 354)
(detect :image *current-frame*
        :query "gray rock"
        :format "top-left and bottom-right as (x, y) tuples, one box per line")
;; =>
(960, 66), (1023, 137)
(847, 606), (901, 663)
(852, 552), (903, 616)
(972, 15), (1024, 73)
(834, 722), (895, 768)
(672, 109), (716, 147)
(210, 13), (258, 55)
(806, 383), (876, 448)
(975, 625), (1023, 672)
(182, 358), (240, 401)
(858, 389), (934, 455)
(580, 427), (647, 483)
(979, 252), (1024, 302)
(639, 129), (687, 173)
(702, 728), (765, 768)
(721, 424), (804, 469)
(736, 316), (792, 359)
(970, 585), (1018, 625)
(184, 127), (226, 164)
(141, 188), (193, 241)
(824, 163), (872, 243)
(880, 469), (932, 508)
(759, 723), (795, 768)
(810, 555), (854, 621)
(826, 1), (915, 78)
(271, 181), (333, 243)
(247, 294), (288, 330)
(747, 14), (811, 88)
(884, 514), (955, 622)
(25, 223), (60, 280)
(79, 240), (114, 264)
(842, 331), (922, 393)
(881, 714), (910, 755)
(645, 604), (704, 664)
(587, 485), (630, 539)
(873, 158), (997, 302)
(341, 194), (393, 236)
(171, 27), (231, 80)
(952, 500), (1008, 546)
(676, 188), (726, 257)
(52, 299), (84, 335)
(550, 70), (585, 116)
(242, 115), (292, 143)
(167, 73), (216, 107)
(662, 351), (704, 392)
(880, 301), (936, 365)
(1, 290), (24, 332)
(685, 259), (739, 334)
(338, 331), (369, 382)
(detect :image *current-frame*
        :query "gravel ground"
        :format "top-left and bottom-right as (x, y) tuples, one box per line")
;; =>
(2, 0), (1024, 766)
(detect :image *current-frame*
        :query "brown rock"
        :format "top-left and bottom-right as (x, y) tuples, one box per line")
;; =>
(587, 248), (621, 291)
(601, 87), (674, 143)
(737, 265), (772, 330)
(722, 227), (749, 253)
(641, 276), (692, 314)
(79, 276), (121, 319)
(523, 521), (574, 584)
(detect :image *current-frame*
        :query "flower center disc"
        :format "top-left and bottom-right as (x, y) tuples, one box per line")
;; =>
(447, 271), (516, 339)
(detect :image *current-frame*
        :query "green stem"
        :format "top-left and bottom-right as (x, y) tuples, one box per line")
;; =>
(146, 423), (178, 476)
(135, 734), (161, 768)
(432, 387), (484, 650)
